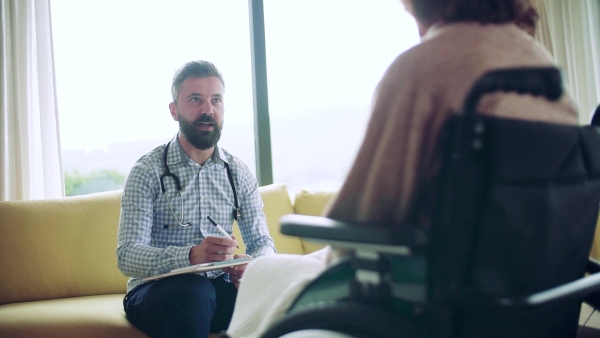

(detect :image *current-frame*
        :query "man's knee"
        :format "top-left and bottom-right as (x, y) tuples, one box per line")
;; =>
(165, 274), (217, 311)
(131, 274), (217, 317)
(125, 274), (217, 337)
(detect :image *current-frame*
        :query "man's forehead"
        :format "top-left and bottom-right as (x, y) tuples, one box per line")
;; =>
(180, 76), (224, 94)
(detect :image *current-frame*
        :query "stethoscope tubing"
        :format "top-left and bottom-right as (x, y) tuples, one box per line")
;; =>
(160, 141), (242, 227)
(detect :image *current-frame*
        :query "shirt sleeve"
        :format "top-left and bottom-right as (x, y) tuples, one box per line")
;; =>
(116, 159), (193, 278)
(234, 160), (277, 257)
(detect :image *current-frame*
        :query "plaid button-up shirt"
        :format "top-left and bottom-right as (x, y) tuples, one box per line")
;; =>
(117, 135), (276, 292)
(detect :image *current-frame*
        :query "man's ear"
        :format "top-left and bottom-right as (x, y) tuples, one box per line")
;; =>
(169, 102), (178, 121)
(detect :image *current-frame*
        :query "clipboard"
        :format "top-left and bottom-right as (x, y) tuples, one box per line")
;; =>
(142, 257), (251, 282)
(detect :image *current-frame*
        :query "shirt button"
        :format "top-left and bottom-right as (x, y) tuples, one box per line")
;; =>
(201, 195), (205, 201)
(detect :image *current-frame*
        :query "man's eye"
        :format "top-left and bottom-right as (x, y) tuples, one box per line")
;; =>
(190, 97), (201, 103)
(212, 98), (222, 103)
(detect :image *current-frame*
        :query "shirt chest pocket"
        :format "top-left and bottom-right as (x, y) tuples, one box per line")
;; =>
(151, 225), (197, 246)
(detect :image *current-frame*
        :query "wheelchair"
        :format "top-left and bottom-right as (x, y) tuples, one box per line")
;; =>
(262, 67), (600, 338)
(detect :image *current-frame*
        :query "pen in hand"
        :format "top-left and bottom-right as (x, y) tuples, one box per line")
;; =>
(207, 215), (239, 249)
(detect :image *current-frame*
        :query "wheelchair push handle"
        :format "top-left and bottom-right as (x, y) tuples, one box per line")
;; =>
(461, 67), (563, 117)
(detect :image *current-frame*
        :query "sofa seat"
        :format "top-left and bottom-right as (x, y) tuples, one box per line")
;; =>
(0, 294), (146, 338)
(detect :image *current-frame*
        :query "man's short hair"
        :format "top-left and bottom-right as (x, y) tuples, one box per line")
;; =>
(171, 60), (224, 102)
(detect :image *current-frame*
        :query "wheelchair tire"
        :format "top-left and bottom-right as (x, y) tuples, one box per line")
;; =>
(260, 301), (426, 338)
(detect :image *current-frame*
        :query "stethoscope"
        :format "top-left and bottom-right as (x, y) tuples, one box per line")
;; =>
(160, 141), (242, 228)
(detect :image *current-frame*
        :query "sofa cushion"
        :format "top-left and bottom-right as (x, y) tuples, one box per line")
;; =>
(590, 216), (600, 261)
(0, 294), (147, 338)
(292, 187), (338, 253)
(0, 190), (127, 305)
(233, 183), (304, 255)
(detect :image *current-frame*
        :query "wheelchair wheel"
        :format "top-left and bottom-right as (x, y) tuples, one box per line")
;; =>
(260, 301), (426, 338)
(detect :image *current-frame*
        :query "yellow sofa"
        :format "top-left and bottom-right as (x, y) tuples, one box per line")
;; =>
(0, 183), (335, 338)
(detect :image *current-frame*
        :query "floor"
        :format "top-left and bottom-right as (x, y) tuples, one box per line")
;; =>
(579, 303), (600, 337)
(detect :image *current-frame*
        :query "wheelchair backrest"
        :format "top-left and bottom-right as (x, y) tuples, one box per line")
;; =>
(428, 67), (600, 337)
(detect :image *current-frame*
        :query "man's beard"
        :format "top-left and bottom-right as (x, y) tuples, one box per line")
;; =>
(178, 114), (222, 150)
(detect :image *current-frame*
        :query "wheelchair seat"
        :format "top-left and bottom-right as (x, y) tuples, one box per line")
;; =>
(264, 67), (600, 338)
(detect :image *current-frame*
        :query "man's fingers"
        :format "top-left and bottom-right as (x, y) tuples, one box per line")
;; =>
(214, 246), (236, 255)
(206, 252), (233, 262)
(234, 253), (252, 260)
(205, 236), (238, 249)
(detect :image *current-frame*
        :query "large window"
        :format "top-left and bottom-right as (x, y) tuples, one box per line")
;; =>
(51, 0), (255, 195)
(52, 0), (419, 195)
(264, 0), (419, 190)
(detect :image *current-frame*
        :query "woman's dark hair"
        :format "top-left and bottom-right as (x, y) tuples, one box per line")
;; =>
(411, 0), (538, 29)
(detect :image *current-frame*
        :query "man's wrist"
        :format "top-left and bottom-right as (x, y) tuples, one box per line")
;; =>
(188, 244), (200, 265)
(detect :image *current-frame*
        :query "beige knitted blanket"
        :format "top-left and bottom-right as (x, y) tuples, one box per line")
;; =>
(226, 248), (330, 338)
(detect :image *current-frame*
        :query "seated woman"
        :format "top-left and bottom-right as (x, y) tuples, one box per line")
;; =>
(225, 0), (578, 337)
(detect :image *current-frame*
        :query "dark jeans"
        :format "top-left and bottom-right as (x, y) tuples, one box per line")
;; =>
(123, 274), (237, 338)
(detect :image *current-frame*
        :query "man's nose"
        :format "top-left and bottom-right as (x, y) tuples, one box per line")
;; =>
(199, 101), (214, 116)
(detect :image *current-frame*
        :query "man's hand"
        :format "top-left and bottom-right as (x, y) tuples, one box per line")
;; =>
(223, 253), (252, 288)
(189, 236), (238, 265)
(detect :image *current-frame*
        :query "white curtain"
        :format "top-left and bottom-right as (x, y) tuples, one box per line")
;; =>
(533, 0), (600, 124)
(1, 0), (64, 201)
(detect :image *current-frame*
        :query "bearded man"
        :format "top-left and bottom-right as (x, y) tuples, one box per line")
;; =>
(117, 60), (276, 338)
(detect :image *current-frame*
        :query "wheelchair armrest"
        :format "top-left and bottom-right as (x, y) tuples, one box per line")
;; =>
(588, 257), (600, 274)
(279, 214), (428, 248)
(584, 258), (600, 308)
(491, 272), (600, 308)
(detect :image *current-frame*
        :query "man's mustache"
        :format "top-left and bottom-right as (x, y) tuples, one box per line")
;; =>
(194, 115), (217, 125)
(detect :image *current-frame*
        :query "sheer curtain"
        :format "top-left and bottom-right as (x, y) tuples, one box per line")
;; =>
(533, 0), (600, 124)
(1, 0), (64, 201)
(534, 0), (600, 262)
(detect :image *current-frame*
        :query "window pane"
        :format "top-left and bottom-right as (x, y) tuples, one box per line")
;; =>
(264, 0), (419, 190)
(51, 0), (255, 196)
